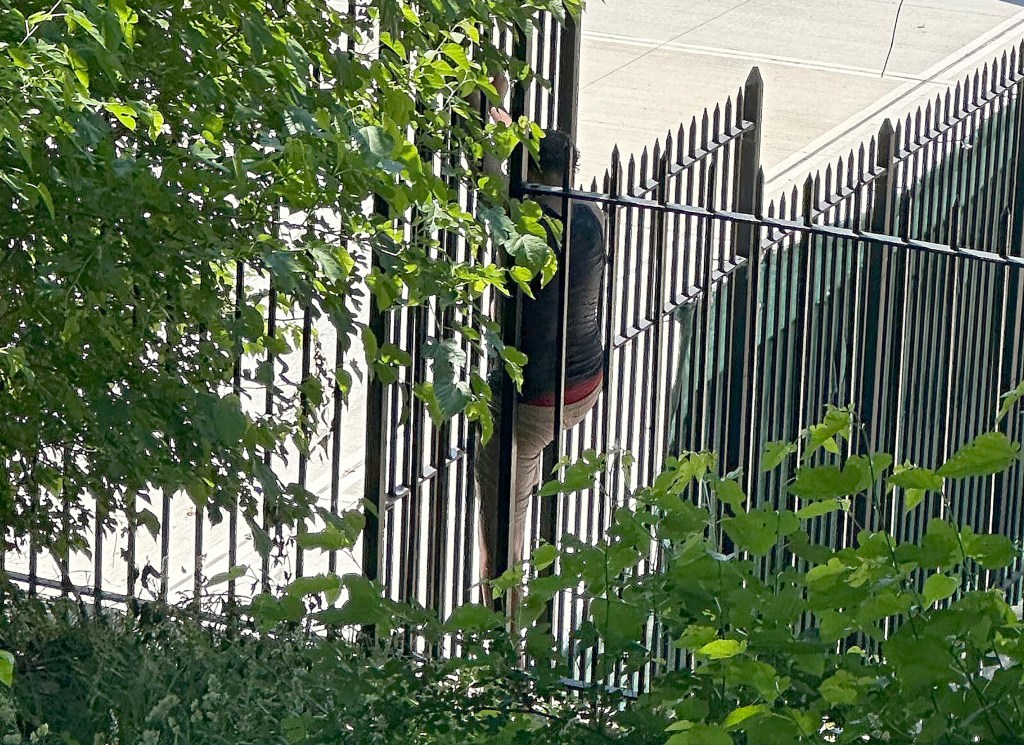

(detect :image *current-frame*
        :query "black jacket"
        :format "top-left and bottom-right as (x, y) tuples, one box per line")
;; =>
(519, 201), (605, 402)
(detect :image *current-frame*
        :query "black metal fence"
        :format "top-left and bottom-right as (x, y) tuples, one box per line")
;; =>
(511, 44), (1024, 687)
(9, 6), (1024, 691)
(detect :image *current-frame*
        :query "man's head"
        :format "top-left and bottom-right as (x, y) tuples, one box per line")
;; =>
(528, 130), (577, 187)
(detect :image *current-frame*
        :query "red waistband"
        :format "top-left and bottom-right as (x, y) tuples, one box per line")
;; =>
(522, 372), (603, 407)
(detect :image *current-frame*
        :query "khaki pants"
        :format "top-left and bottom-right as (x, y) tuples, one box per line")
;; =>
(475, 384), (602, 588)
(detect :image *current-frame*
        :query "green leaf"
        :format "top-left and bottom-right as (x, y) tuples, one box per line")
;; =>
(698, 638), (747, 659)
(508, 233), (552, 276)
(904, 488), (926, 512)
(248, 593), (304, 630)
(997, 380), (1024, 422)
(918, 519), (962, 568)
(962, 530), (1017, 569)
(884, 629), (956, 692)
(105, 103), (137, 131)
(135, 508), (160, 539)
(666, 723), (732, 745)
(354, 125), (394, 161)
(675, 624), (717, 650)
(286, 573), (342, 599)
(721, 508), (799, 555)
(590, 598), (647, 648)
(297, 514), (364, 552)
(819, 669), (861, 705)
(789, 455), (891, 499)
(762, 441), (797, 471)
(36, 183), (54, 219)
(538, 451), (604, 496)
(0, 651), (13, 687)
(712, 477), (746, 509)
(213, 394), (247, 443)
(207, 565), (247, 586)
(937, 432), (1020, 479)
(317, 575), (389, 628)
(422, 338), (471, 422)
(802, 405), (853, 461)
(723, 704), (769, 730)
(796, 498), (846, 519)
(889, 464), (943, 492)
(532, 543), (557, 571)
(923, 573), (959, 605)
(443, 604), (504, 633)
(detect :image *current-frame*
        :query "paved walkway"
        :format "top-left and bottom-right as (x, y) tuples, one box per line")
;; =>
(576, 0), (1024, 194)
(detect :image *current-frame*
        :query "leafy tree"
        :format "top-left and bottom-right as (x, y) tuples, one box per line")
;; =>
(5, 398), (1024, 743)
(0, 0), (575, 559)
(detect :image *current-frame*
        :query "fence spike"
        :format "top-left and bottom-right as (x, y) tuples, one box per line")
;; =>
(1001, 50), (1009, 86)
(790, 185), (799, 221)
(745, 66), (764, 92)
(823, 163), (834, 201)
(913, 107), (923, 145)
(953, 81), (963, 115)
(981, 62), (990, 95)
(591, 176), (599, 192)
(676, 123), (686, 163)
(902, 113), (913, 149)
(924, 101), (933, 139)
(724, 96), (734, 135)
(802, 176), (815, 225)
(712, 103), (722, 143)
(701, 110), (711, 149)
(776, 192), (785, 219)
(858, 142), (867, 181)
(640, 146), (650, 184)
(664, 130), (674, 165)
(688, 116), (698, 157)
(944, 88), (953, 125)
(973, 69), (981, 104)
(755, 167), (765, 219)
(651, 141), (661, 175)
(1017, 40), (1024, 74)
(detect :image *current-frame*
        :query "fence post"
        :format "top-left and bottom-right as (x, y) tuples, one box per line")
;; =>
(489, 26), (530, 610)
(860, 119), (896, 449)
(1010, 74), (1024, 255)
(733, 68), (763, 259)
(361, 199), (388, 593)
(557, 7), (581, 140)
(727, 170), (764, 490)
(856, 120), (896, 534)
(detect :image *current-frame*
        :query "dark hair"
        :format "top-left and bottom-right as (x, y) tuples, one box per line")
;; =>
(533, 130), (577, 180)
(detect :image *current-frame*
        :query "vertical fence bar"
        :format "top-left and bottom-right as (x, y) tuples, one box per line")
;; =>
(492, 26), (529, 599)
(861, 121), (896, 460)
(733, 68), (763, 260)
(726, 69), (763, 476)
(362, 198), (388, 594)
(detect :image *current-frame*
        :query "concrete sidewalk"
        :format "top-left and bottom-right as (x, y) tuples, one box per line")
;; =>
(575, 0), (1024, 195)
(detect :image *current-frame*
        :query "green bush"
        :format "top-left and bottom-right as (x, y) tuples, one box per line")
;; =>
(5, 401), (1024, 744)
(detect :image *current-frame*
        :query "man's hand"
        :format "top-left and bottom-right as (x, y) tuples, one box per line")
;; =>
(490, 106), (513, 126)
